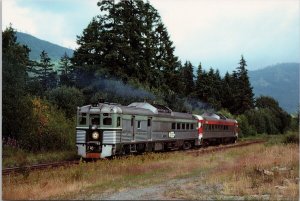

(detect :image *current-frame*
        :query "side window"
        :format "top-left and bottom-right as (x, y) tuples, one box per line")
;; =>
(177, 123), (180, 130)
(186, 123), (190, 130)
(117, 117), (121, 127)
(191, 123), (194, 130)
(182, 123), (185, 130)
(137, 121), (141, 129)
(148, 118), (151, 127)
(172, 122), (176, 129)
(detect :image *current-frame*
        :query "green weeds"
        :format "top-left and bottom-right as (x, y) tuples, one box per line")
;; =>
(3, 145), (77, 168)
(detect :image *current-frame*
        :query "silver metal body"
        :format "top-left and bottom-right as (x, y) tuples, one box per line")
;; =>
(76, 102), (238, 158)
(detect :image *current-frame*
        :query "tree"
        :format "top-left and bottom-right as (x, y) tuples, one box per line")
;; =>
(46, 86), (84, 119)
(221, 71), (240, 113)
(203, 68), (222, 109)
(255, 96), (291, 133)
(181, 61), (195, 96)
(72, 0), (180, 93)
(195, 63), (204, 99)
(234, 55), (255, 114)
(58, 52), (74, 86)
(2, 25), (34, 141)
(30, 50), (57, 92)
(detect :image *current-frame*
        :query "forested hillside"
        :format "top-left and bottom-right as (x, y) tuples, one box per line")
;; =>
(249, 63), (299, 113)
(16, 31), (73, 62)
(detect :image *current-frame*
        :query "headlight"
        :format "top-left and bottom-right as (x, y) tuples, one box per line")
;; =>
(92, 131), (99, 140)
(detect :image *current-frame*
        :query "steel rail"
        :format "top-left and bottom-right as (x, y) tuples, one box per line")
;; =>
(2, 160), (79, 176)
(185, 140), (266, 156)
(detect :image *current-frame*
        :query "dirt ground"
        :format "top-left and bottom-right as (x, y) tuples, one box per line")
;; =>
(75, 175), (271, 200)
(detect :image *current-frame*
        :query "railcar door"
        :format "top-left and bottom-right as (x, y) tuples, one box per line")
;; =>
(147, 117), (152, 140)
(131, 116), (135, 141)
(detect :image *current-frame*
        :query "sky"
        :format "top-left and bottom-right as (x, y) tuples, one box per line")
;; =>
(2, 0), (300, 74)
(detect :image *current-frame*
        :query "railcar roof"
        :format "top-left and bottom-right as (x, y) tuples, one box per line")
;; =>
(78, 102), (195, 120)
(201, 112), (236, 123)
(78, 103), (237, 122)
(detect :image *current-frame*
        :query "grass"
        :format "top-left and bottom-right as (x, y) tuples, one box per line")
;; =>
(3, 141), (299, 200)
(164, 144), (299, 200)
(2, 145), (78, 168)
(210, 144), (299, 200)
(3, 150), (218, 200)
(239, 131), (299, 145)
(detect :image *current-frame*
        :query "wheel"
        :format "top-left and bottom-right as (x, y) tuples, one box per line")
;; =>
(182, 141), (192, 150)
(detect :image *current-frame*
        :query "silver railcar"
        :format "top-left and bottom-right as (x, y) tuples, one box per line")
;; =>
(76, 102), (199, 158)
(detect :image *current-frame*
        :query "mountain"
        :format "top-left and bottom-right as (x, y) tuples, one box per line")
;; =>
(249, 63), (299, 114)
(16, 32), (74, 62)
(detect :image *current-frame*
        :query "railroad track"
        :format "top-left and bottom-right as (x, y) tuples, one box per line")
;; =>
(3, 140), (265, 176)
(185, 139), (266, 156)
(2, 160), (79, 176)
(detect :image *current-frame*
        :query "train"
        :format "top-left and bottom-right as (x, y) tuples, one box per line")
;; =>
(76, 101), (238, 159)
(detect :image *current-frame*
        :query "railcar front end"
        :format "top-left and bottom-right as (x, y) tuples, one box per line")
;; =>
(76, 104), (122, 158)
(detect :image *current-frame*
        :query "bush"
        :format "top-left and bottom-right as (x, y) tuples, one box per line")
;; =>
(19, 97), (76, 152)
(236, 114), (257, 137)
(46, 86), (84, 119)
(245, 108), (280, 134)
(282, 132), (299, 144)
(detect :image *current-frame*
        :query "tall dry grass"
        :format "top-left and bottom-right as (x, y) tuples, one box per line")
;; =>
(3, 144), (299, 200)
(208, 144), (299, 200)
(3, 152), (212, 200)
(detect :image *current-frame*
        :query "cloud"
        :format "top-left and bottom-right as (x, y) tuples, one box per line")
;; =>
(3, 0), (299, 73)
(2, 0), (99, 49)
(151, 0), (300, 73)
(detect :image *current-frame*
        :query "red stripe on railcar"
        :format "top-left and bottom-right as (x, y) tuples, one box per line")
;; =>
(86, 153), (100, 158)
(200, 120), (236, 126)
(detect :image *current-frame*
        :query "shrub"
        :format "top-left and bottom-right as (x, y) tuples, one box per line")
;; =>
(46, 86), (84, 119)
(245, 108), (280, 134)
(19, 97), (75, 152)
(282, 132), (299, 144)
(236, 114), (257, 137)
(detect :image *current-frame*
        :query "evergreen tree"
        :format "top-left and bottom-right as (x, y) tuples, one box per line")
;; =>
(204, 68), (221, 109)
(2, 25), (34, 141)
(72, 0), (180, 92)
(195, 63), (204, 99)
(234, 55), (255, 114)
(181, 61), (195, 96)
(32, 50), (57, 91)
(59, 52), (74, 86)
(221, 71), (235, 111)
(72, 17), (108, 88)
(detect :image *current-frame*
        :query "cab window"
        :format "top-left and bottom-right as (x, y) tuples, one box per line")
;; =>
(79, 113), (87, 125)
(103, 117), (112, 125)
(90, 115), (100, 125)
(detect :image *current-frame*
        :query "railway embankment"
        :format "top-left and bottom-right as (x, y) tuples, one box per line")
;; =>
(3, 137), (299, 200)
